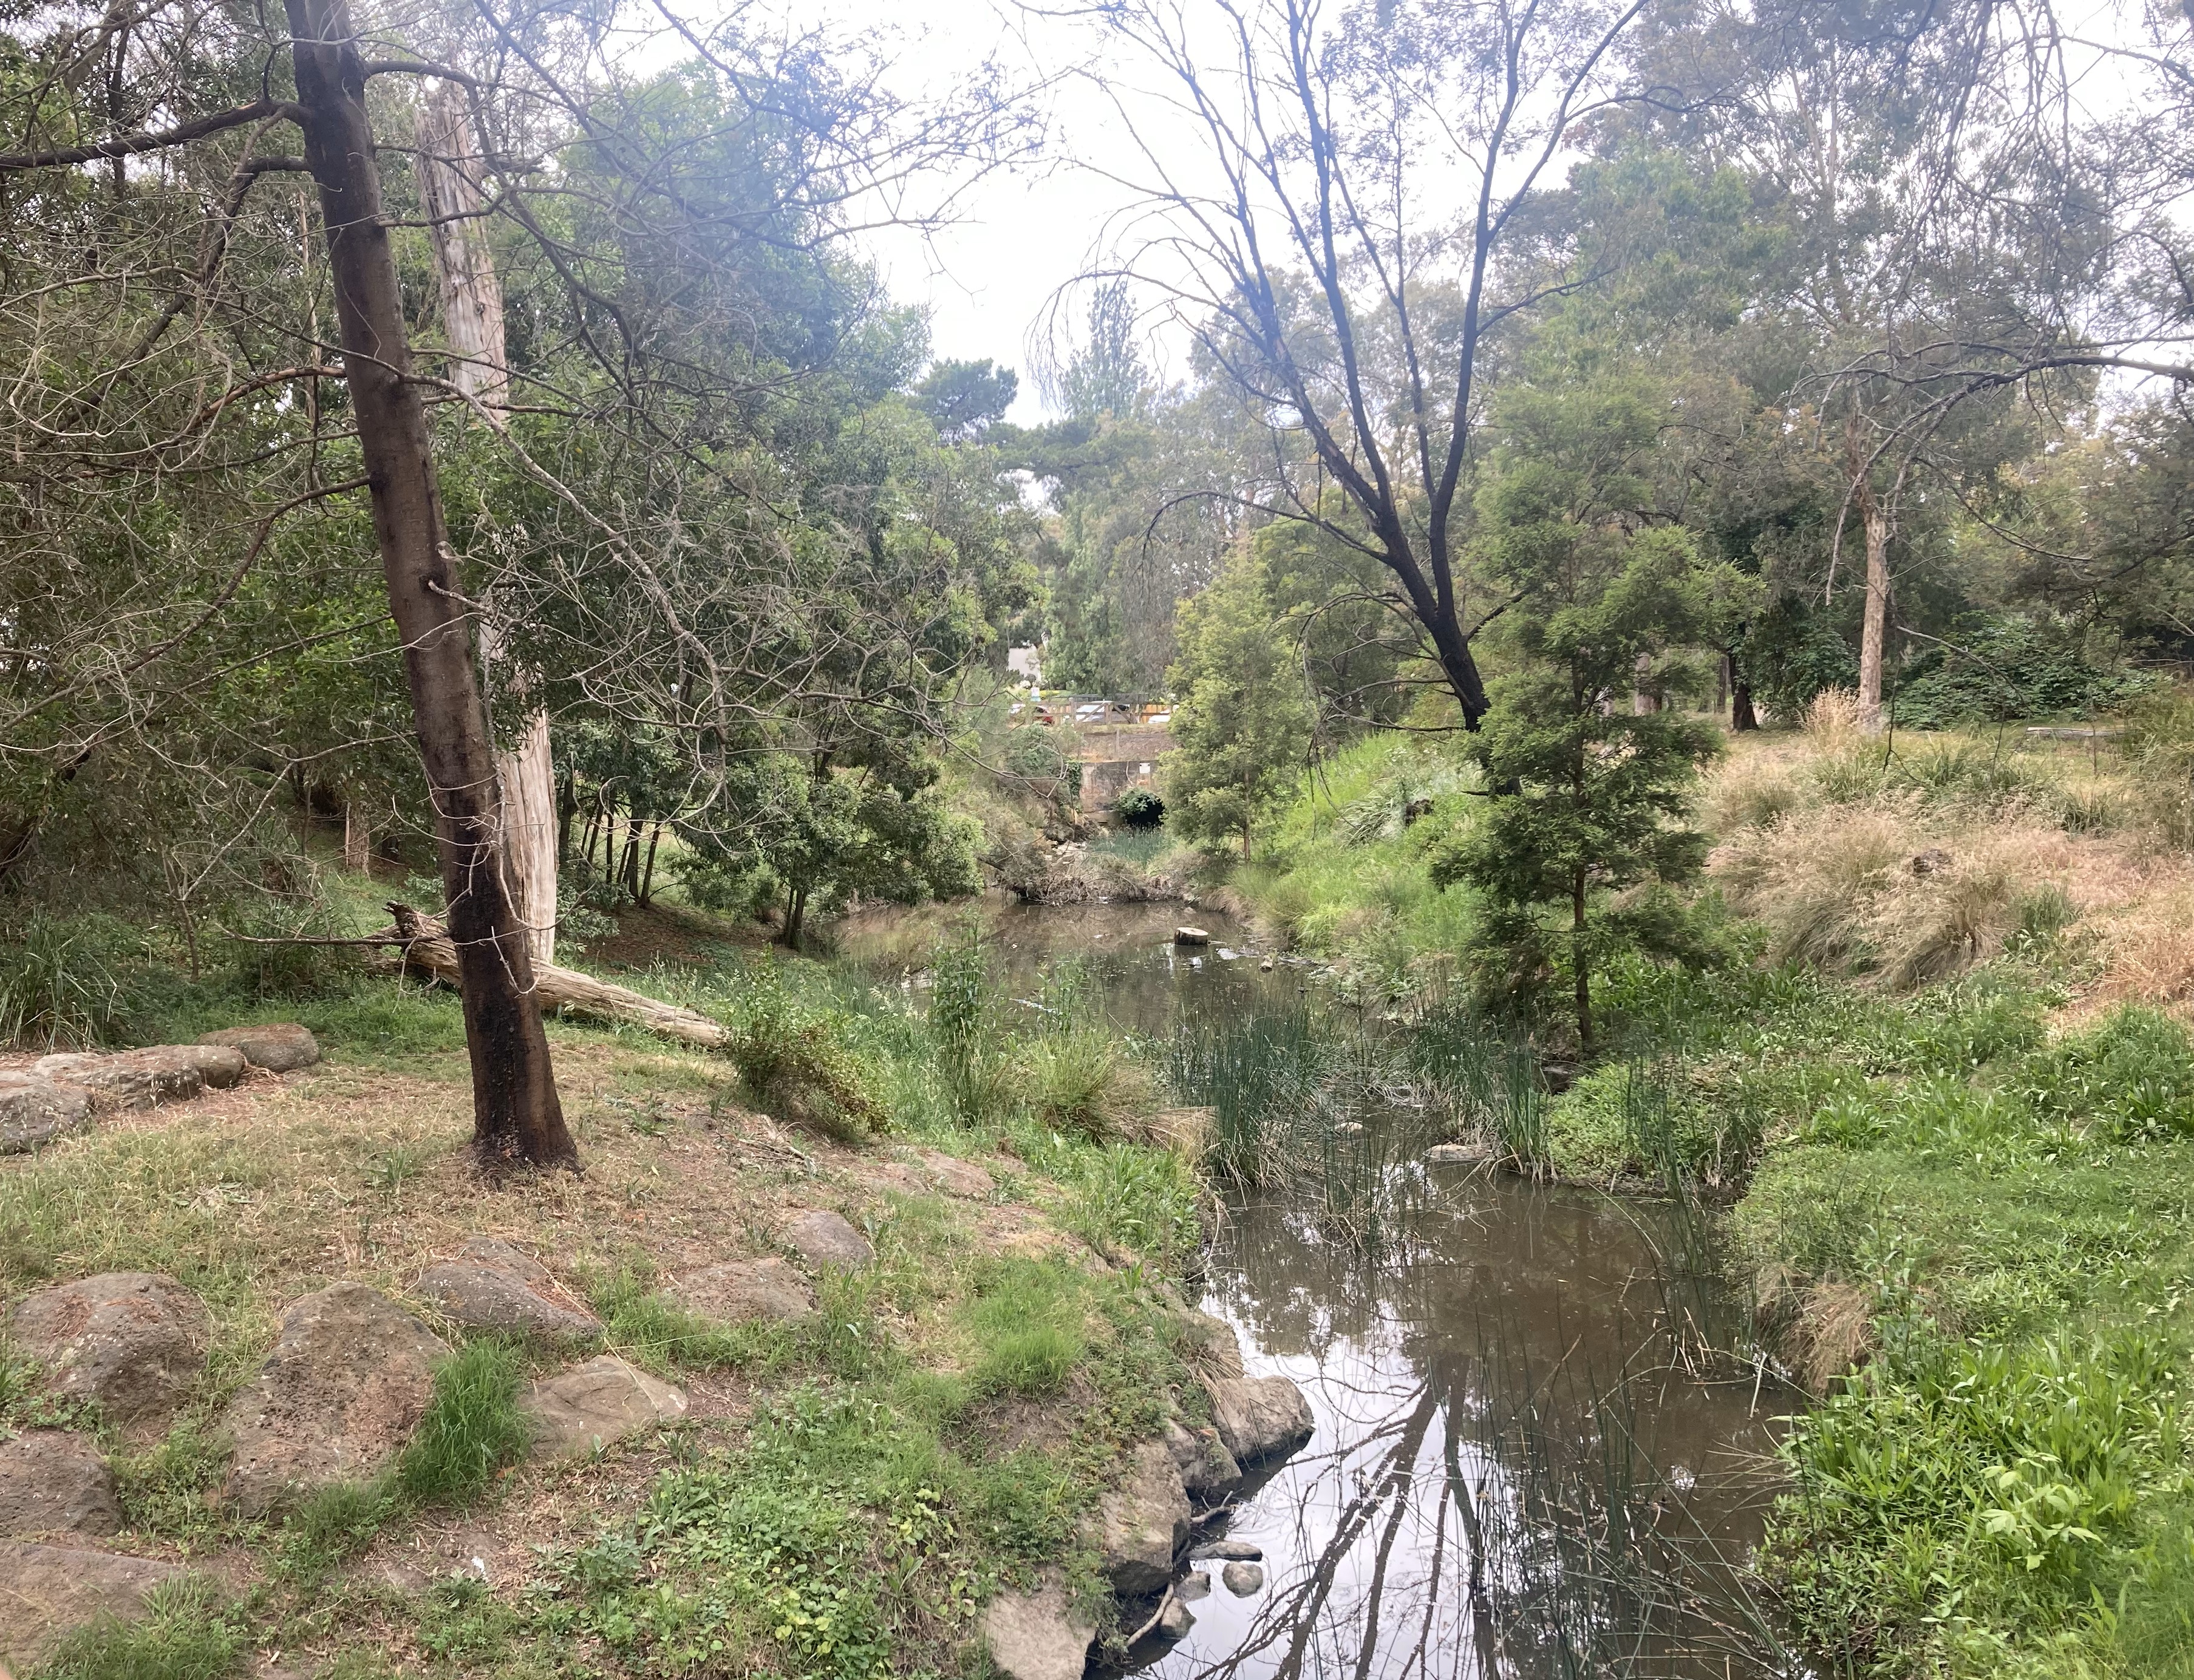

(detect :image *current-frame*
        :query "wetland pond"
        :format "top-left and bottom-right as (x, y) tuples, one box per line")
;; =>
(848, 897), (1799, 1679)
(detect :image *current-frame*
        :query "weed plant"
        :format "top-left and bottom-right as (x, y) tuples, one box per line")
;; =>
(393, 1339), (531, 1507)
(32, 1576), (246, 1680)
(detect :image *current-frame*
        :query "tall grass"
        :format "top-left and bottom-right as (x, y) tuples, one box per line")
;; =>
(0, 911), (131, 1047)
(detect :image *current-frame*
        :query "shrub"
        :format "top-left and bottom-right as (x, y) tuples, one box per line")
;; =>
(722, 966), (885, 1143)
(395, 1341), (531, 1508)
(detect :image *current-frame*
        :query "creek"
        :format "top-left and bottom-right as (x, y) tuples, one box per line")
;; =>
(850, 896), (1798, 1678)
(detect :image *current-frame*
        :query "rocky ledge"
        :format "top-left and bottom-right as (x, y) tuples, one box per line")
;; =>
(0, 1024), (320, 1154)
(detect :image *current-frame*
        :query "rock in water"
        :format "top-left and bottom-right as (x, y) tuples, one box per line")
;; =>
(1191, 1538), (1262, 1562)
(1222, 1560), (1265, 1596)
(667, 1258), (817, 1326)
(0, 1432), (121, 1537)
(981, 1582), (1095, 1680)
(782, 1209), (874, 1269)
(0, 1075), (94, 1154)
(1179, 1311), (1245, 1379)
(1208, 1375), (1315, 1466)
(198, 1023), (321, 1072)
(1097, 1440), (1191, 1596)
(1425, 1141), (1488, 1165)
(0, 1541), (182, 1669)
(7, 1272), (208, 1433)
(522, 1356), (688, 1460)
(222, 1282), (447, 1513)
(1163, 1417), (1242, 1504)
(1176, 1570), (1212, 1601)
(415, 1239), (601, 1339)
(1153, 1592), (1196, 1642)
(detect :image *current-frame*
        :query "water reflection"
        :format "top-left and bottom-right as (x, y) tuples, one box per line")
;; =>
(845, 896), (1795, 1675)
(1155, 1184), (1792, 1679)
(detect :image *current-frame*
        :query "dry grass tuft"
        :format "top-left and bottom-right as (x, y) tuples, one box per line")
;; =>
(1793, 1280), (1877, 1394)
(1804, 687), (1873, 752)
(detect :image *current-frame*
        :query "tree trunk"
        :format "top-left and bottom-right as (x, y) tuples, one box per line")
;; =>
(1731, 673), (1758, 732)
(416, 82), (556, 970)
(287, 0), (574, 1171)
(1572, 866), (1592, 1056)
(639, 823), (662, 906)
(342, 800), (370, 872)
(783, 884), (806, 951)
(1856, 500), (1891, 726)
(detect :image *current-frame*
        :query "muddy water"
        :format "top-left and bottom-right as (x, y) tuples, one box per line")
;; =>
(850, 896), (1796, 1677)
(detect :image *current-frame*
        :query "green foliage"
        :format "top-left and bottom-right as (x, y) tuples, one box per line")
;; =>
(720, 963), (887, 1143)
(927, 930), (1012, 1124)
(1161, 548), (1313, 858)
(1890, 614), (2158, 728)
(1769, 1322), (2190, 1675)
(393, 1341), (531, 1509)
(2017, 1007), (2194, 1142)
(0, 911), (132, 1048)
(1025, 1027), (1157, 1141)
(275, 1480), (392, 1584)
(32, 1576), (245, 1680)
(1434, 522), (1726, 1049)
(961, 1260), (1089, 1397)
(1112, 786), (1163, 829)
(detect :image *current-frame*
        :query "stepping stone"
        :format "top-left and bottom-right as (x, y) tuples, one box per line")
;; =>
(415, 1239), (600, 1340)
(0, 1432), (121, 1537)
(1191, 1537), (1262, 1561)
(222, 1282), (447, 1514)
(1176, 1570), (1211, 1601)
(0, 1074), (94, 1154)
(522, 1355), (687, 1460)
(981, 1581), (1094, 1680)
(1208, 1375), (1315, 1466)
(1222, 1560), (1264, 1596)
(7, 1272), (208, 1434)
(1097, 1440), (1190, 1596)
(782, 1209), (873, 1269)
(0, 1540), (182, 1669)
(1173, 926), (1210, 945)
(666, 1258), (817, 1326)
(198, 1023), (321, 1072)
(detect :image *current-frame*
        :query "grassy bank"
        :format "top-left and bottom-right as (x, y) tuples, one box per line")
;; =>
(1, 919), (1210, 1679)
(1205, 702), (2194, 1677)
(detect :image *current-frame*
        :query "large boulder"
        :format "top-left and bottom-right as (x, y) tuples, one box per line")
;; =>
(31, 1044), (244, 1109)
(1096, 1439), (1190, 1596)
(980, 1581), (1095, 1680)
(782, 1209), (874, 1270)
(0, 1541), (182, 1669)
(7, 1272), (208, 1433)
(198, 1023), (321, 1073)
(1208, 1375), (1315, 1466)
(221, 1282), (448, 1514)
(0, 1431), (121, 1537)
(522, 1356), (688, 1460)
(1163, 1416), (1241, 1505)
(0, 1074), (94, 1154)
(666, 1258), (817, 1327)
(415, 1239), (601, 1341)
(1179, 1311), (1245, 1379)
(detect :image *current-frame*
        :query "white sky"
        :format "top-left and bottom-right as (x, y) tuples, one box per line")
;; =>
(794, 0), (1143, 423)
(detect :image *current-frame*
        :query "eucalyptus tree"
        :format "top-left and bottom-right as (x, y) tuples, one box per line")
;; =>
(1068, 0), (1661, 729)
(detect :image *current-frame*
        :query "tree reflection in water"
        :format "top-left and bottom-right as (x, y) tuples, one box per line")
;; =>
(1131, 1178), (1802, 1680)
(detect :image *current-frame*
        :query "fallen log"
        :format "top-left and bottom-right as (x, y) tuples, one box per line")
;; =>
(383, 902), (728, 1049)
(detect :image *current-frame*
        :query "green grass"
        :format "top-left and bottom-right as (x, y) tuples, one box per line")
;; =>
(393, 1340), (532, 1509)
(961, 1259), (1091, 1397)
(30, 1576), (245, 1680)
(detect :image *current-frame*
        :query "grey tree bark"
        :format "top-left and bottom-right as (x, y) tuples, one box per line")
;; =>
(287, 0), (576, 1169)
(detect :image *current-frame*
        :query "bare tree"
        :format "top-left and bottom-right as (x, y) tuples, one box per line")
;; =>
(1060, 0), (1654, 728)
